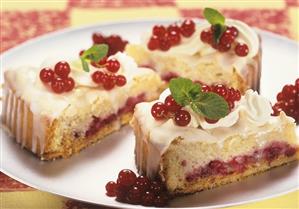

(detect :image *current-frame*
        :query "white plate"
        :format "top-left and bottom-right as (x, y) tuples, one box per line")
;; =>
(1, 20), (299, 209)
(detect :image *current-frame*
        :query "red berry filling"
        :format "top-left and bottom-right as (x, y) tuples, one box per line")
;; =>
(105, 169), (170, 206)
(272, 78), (299, 124)
(185, 141), (297, 182)
(200, 25), (249, 57)
(147, 19), (195, 51)
(39, 61), (75, 94)
(92, 33), (128, 56)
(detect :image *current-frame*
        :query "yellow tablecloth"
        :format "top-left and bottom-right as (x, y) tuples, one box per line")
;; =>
(1, 0), (298, 208)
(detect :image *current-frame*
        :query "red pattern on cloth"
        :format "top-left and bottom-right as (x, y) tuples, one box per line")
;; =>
(180, 9), (291, 38)
(1, 11), (69, 52)
(0, 172), (31, 191)
(68, 0), (175, 8)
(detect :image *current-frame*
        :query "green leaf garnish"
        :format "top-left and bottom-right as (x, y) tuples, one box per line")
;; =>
(203, 8), (226, 44)
(169, 78), (229, 120)
(80, 44), (108, 72)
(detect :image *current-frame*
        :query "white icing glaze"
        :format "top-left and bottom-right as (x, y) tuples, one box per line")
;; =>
(134, 89), (294, 177)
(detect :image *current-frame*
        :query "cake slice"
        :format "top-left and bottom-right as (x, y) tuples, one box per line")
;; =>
(2, 52), (164, 160)
(126, 8), (261, 93)
(131, 78), (298, 195)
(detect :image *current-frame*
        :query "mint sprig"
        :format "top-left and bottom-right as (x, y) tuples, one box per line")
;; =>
(169, 78), (229, 120)
(80, 44), (109, 72)
(203, 8), (226, 44)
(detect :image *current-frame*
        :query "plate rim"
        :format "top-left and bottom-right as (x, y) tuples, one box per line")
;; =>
(1, 18), (299, 209)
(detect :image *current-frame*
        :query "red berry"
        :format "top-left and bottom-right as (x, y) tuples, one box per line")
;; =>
(102, 75), (115, 90)
(154, 194), (168, 207)
(202, 84), (211, 92)
(218, 42), (231, 52)
(141, 191), (155, 206)
(147, 35), (160, 50)
(117, 169), (137, 187)
(64, 77), (75, 92)
(200, 29), (213, 43)
(276, 92), (284, 101)
(159, 37), (171, 51)
(235, 43), (249, 57)
(98, 56), (107, 65)
(227, 26), (239, 38)
(79, 50), (85, 56)
(106, 59), (120, 73)
(135, 176), (150, 191)
(272, 102), (283, 116)
(164, 95), (182, 112)
(105, 181), (117, 197)
(39, 68), (54, 83)
(295, 78), (299, 91)
(127, 186), (142, 204)
(54, 61), (71, 78)
(153, 25), (166, 37)
(150, 181), (163, 194)
(167, 24), (180, 33)
(92, 71), (104, 84)
(168, 30), (181, 46)
(174, 109), (191, 126)
(151, 102), (167, 120)
(116, 75), (127, 87)
(213, 84), (227, 98)
(92, 33), (106, 44)
(282, 84), (297, 99)
(220, 32), (235, 45)
(228, 101), (235, 111)
(180, 19), (195, 37)
(51, 77), (65, 93)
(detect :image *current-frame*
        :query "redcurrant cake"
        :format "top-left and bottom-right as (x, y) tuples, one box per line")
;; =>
(126, 8), (261, 93)
(131, 78), (299, 195)
(2, 49), (164, 160)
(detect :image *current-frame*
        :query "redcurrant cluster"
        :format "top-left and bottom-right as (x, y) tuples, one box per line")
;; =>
(200, 25), (249, 57)
(91, 57), (127, 90)
(39, 61), (75, 94)
(272, 78), (299, 123)
(105, 169), (170, 207)
(202, 84), (241, 123)
(92, 33), (128, 56)
(147, 19), (196, 51)
(151, 95), (191, 126)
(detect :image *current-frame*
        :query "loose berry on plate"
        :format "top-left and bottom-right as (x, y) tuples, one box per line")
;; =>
(54, 61), (71, 78)
(63, 77), (75, 92)
(235, 43), (249, 57)
(51, 77), (65, 93)
(105, 181), (117, 197)
(115, 75), (126, 87)
(180, 19), (195, 37)
(174, 109), (191, 126)
(106, 59), (120, 73)
(127, 186), (142, 204)
(39, 68), (54, 83)
(135, 175), (150, 191)
(117, 169), (137, 187)
(141, 191), (155, 206)
(164, 95), (182, 112)
(151, 102), (168, 120)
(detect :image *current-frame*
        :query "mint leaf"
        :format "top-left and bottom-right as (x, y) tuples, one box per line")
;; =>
(203, 8), (225, 25)
(191, 92), (229, 120)
(203, 8), (226, 44)
(81, 44), (108, 62)
(169, 77), (229, 120)
(80, 57), (90, 72)
(169, 78), (201, 106)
